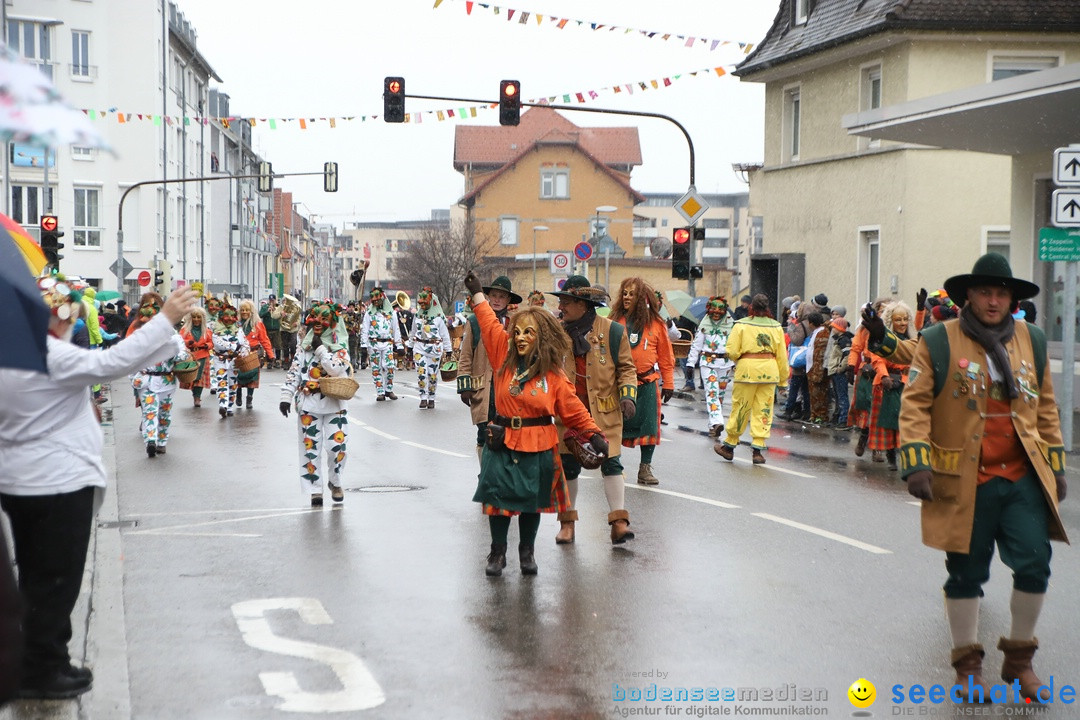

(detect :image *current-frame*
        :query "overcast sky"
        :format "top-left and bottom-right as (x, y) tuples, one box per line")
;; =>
(176, 0), (779, 225)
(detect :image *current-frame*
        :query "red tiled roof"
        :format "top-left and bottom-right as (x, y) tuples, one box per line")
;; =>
(453, 106), (642, 170)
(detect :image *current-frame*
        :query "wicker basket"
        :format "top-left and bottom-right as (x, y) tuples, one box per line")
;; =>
(448, 323), (466, 340)
(173, 360), (199, 384)
(235, 353), (261, 373)
(319, 376), (360, 400)
(671, 328), (693, 360)
(440, 360), (459, 382)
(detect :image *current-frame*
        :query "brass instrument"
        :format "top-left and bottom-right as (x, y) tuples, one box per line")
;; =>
(394, 291), (411, 311)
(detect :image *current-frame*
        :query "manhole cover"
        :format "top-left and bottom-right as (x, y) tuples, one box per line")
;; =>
(353, 485), (424, 493)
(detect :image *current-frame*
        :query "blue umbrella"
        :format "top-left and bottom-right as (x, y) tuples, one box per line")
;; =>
(680, 296), (711, 324)
(0, 226), (49, 373)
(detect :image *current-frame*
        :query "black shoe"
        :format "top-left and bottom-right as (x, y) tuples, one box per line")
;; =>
(311, 494), (324, 508)
(219, 406), (228, 419)
(246, 400), (253, 409)
(17, 667), (93, 700)
(518, 544), (538, 575)
(146, 442), (157, 458)
(485, 543), (507, 577)
(777, 412), (792, 421)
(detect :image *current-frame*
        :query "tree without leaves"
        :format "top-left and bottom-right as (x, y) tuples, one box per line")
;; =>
(393, 219), (501, 312)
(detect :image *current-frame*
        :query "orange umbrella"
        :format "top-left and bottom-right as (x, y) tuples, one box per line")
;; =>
(0, 213), (46, 276)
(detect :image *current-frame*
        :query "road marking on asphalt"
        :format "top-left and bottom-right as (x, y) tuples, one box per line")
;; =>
(730, 457), (816, 478)
(357, 424), (399, 440)
(627, 484), (741, 509)
(128, 509), (314, 537)
(401, 440), (469, 457)
(232, 598), (386, 712)
(751, 512), (892, 554)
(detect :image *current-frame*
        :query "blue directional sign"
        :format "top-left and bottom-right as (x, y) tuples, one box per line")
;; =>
(574, 242), (593, 261)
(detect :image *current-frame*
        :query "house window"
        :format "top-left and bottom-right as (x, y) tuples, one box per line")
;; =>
(385, 257), (393, 271)
(861, 229), (880, 304)
(72, 146), (94, 160)
(500, 217), (519, 246)
(860, 65), (882, 149)
(793, 0), (810, 25)
(985, 229), (1010, 263)
(7, 20), (50, 62)
(783, 87), (801, 162)
(10, 185), (54, 226)
(540, 169), (569, 199)
(71, 31), (90, 77)
(74, 188), (102, 247)
(991, 55), (1059, 81)
(385, 239), (393, 252)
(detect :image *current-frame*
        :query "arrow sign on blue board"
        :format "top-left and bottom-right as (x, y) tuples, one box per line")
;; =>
(574, 242), (593, 261)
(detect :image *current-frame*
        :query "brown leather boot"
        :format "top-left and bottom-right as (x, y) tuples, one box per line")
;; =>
(950, 644), (992, 703)
(637, 463), (659, 485)
(555, 510), (577, 545)
(998, 637), (1050, 702)
(608, 510), (635, 544)
(518, 544), (538, 575)
(485, 544), (507, 577)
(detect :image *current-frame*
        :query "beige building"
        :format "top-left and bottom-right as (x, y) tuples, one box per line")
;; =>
(734, 0), (1080, 314)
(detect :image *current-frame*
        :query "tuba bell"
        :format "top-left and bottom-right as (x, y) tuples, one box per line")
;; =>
(394, 291), (411, 311)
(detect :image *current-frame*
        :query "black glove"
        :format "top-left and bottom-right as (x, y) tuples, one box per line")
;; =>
(845, 366), (855, 385)
(310, 333), (322, 349)
(279, 401), (291, 418)
(464, 271), (483, 296)
(916, 288), (928, 312)
(589, 433), (609, 457)
(861, 303), (886, 344)
(620, 398), (636, 421)
(879, 376), (893, 391)
(906, 470), (933, 501)
(1056, 474), (1067, 502)
(661, 388), (674, 403)
(460, 390), (476, 407)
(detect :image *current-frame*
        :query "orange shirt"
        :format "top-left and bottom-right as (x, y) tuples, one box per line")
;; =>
(977, 394), (1030, 484)
(476, 299), (600, 453)
(614, 317), (675, 387)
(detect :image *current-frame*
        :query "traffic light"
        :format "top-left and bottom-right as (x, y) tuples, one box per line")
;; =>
(499, 80), (520, 126)
(154, 259), (172, 293)
(258, 161), (273, 193)
(40, 215), (64, 270)
(672, 227), (691, 280)
(323, 162), (338, 193)
(383, 76), (405, 123)
(690, 228), (705, 279)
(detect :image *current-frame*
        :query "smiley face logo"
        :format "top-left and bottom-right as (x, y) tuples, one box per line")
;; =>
(848, 678), (876, 708)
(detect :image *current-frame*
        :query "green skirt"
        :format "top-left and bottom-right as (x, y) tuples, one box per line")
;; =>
(877, 387), (903, 430)
(854, 374), (873, 412)
(474, 447), (556, 514)
(621, 380), (659, 441)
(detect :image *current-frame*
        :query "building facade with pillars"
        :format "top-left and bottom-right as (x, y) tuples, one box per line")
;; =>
(6, 0), (220, 295)
(206, 90), (274, 300)
(733, 0), (1080, 314)
(454, 107), (646, 296)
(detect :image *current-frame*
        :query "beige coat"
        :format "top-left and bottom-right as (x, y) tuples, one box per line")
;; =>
(898, 319), (1067, 553)
(457, 314), (501, 426)
(555, 315), (637, 460)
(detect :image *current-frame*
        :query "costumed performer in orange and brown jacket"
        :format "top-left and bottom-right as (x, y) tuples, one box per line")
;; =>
(464, 271), (606, 578)
(608, 277), (675, 486)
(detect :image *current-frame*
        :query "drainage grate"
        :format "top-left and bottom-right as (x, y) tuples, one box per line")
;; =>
(352, 485), (425, 493)
(98, 519), (138, 529)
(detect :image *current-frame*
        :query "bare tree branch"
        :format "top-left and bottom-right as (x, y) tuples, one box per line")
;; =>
(393, 219), (501, 311)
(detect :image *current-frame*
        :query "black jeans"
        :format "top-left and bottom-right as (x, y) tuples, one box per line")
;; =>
(1, 487), (95, 677)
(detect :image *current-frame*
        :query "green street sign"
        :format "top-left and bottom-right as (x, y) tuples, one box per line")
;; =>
(1038, 227), (1080, 261)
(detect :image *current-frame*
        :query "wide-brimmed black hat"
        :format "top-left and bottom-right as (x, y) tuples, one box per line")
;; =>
(546, 275), (607, 307)
(481, 275), (522, 304)
(943, 252), (1039, 307)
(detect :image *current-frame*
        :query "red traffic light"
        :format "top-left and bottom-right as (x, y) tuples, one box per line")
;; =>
(388, 79), (402, 94)
(40, 215), (58, 233)
(673, 228), (690, 244)
(502, 83), (517, 98)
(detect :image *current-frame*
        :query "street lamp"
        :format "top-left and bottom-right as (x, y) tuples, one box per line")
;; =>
(531, 225), (549, 291)
(593, 205), (617, 283)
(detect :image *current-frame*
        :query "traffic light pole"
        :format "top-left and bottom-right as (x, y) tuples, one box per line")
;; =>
(113, 170), (327, 292)
(405, 94), (696, 186)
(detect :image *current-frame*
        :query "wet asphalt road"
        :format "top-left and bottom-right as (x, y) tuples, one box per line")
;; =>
(84, 370), (1080, 718)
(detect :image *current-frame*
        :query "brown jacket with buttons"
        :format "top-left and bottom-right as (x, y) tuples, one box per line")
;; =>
(897, 319), (1067, 553)
(555, 314), (637, 461)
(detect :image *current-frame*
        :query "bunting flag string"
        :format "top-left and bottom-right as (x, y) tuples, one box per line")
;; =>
(434, 0), (756, 55)
(80, 65), (733, 130)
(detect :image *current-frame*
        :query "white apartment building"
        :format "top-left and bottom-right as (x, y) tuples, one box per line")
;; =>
(6, 0), (219, 297)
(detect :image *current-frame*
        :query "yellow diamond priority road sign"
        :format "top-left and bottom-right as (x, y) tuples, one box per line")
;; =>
(675, 186), (709, 225)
